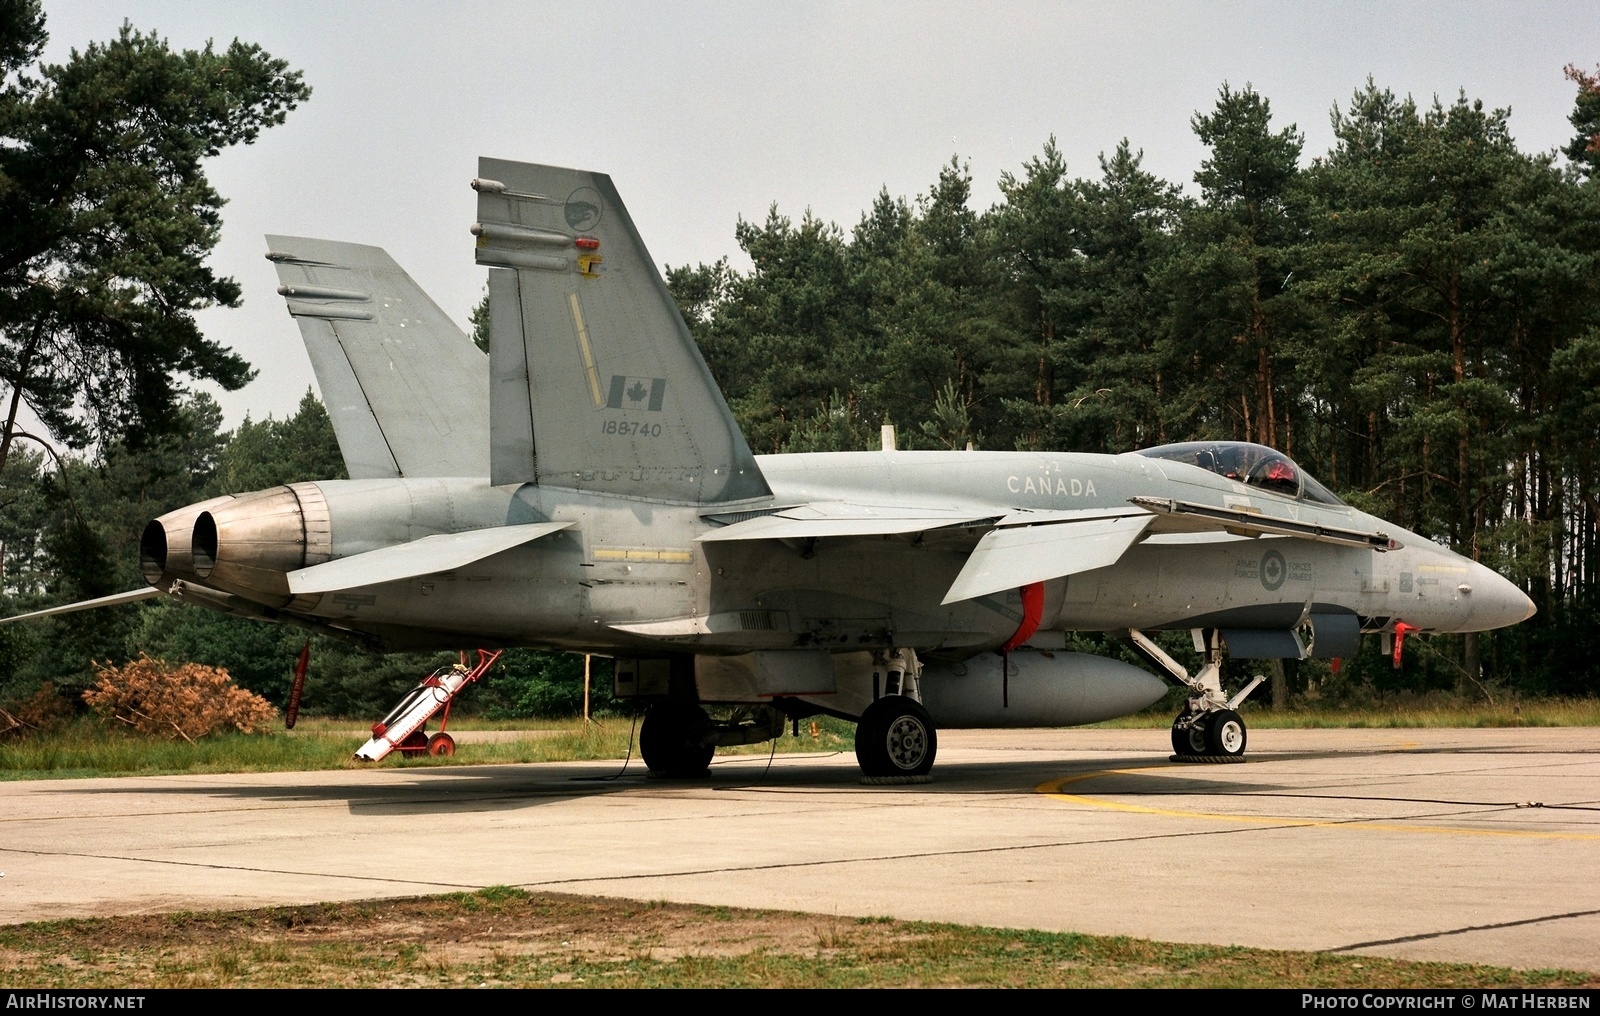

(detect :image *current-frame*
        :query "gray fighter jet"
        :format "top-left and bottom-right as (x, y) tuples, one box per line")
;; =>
(9, 158), (1536, 780)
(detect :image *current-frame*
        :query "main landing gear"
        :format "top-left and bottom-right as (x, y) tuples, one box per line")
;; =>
(639, 701), (789, 779)
(854, 648), (937, 782)
(639, 701), (715, 778)
(633, 648), (940, 782)
(1130, 630), (1264, 764)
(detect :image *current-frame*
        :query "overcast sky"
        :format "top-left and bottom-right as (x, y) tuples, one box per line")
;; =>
(39, 1), (1599, 427)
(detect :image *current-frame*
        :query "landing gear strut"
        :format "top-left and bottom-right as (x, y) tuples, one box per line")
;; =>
(1131, 630), (1262, 764)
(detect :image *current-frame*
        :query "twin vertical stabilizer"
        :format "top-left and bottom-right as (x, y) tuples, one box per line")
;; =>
(473, 158), (769, 504)
(267, 236), (490, 479)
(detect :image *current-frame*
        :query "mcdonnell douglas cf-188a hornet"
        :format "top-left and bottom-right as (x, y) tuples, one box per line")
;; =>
(7, 158), (1536, 779)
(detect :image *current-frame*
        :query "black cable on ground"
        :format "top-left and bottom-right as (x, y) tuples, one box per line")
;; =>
(570, 710), (640, 782)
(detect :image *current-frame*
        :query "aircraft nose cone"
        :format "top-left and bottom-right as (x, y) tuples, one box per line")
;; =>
(1465, 561), (1536, 630)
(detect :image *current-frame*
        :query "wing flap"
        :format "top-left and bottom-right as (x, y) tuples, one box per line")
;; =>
(942, 514), (1154, 604)
(287, 522), (572, 595)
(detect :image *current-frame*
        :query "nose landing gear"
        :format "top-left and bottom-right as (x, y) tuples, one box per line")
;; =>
(1132, 630), (1261, 764)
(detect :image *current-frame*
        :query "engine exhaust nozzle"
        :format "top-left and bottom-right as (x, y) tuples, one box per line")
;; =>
(140, 495), (238, 589)
(191, 483), (331, 602)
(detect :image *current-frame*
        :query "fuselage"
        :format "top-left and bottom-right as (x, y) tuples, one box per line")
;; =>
(145, 449), (1535, 656)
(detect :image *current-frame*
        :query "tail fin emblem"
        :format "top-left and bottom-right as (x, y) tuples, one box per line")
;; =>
(565, 187), (603, 230)
(607, 375), (666, 411)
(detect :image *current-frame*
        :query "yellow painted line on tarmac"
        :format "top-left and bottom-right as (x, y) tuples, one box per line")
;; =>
(1035, 768), (1600, 841)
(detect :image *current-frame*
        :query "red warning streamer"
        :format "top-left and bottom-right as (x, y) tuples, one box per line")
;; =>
(999, 582), (1046, 709)
(1392, 622), (1418, 669)
(1001, 582), (1046, 652)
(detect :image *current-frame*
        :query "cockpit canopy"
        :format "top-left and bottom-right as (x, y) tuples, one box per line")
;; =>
(1136, 441), (1346, 506)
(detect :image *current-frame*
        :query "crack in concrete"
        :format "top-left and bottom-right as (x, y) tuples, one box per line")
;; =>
(1328, 908), (1600, 952)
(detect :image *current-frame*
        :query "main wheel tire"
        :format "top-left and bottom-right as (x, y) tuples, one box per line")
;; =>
(426, 732), (455, 757)
(854, 697), (937, 777)
(1171, 713), (1207, 756)
(1204, 709), (1247, 757)
(639, 702), (714, 778)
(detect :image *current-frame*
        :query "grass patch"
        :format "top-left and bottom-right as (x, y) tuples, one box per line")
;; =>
(0, 717), (359, 780)
(0, 890), (1591, 988)
(0, 714), (855, 781)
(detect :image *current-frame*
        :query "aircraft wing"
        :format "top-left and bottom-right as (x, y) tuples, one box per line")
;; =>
(697, 501), (998, 542)
(0, 587), (163, 624)
(1129, 496), (1395, 550)
(287, 522), (572, 595)
(941, 510), (1154, 604)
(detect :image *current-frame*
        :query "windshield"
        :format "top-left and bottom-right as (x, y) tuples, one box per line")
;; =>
(1136, 441), (1346, 506)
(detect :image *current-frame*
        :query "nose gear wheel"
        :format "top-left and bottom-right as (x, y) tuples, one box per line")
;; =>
(1206, 709), (1247, 756)
(1171, 712), (1209, 756)
(1170, 707), (1248, 764)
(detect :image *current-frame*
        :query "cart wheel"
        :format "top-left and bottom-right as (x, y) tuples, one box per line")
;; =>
(426, 732), (455, 757)
(398, 729), (429, 754)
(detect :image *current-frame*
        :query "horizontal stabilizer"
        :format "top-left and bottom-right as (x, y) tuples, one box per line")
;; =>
(0, 587), (162, 624)
(942, 514), (1154, 604)
(287, 522), (572, 595)
(1129, 496), (1393, 550)
(699, 501), (997, 542)
(266, 236), (490, 480)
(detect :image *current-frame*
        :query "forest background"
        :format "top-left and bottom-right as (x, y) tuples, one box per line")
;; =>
(3, 34), (1599, 716)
